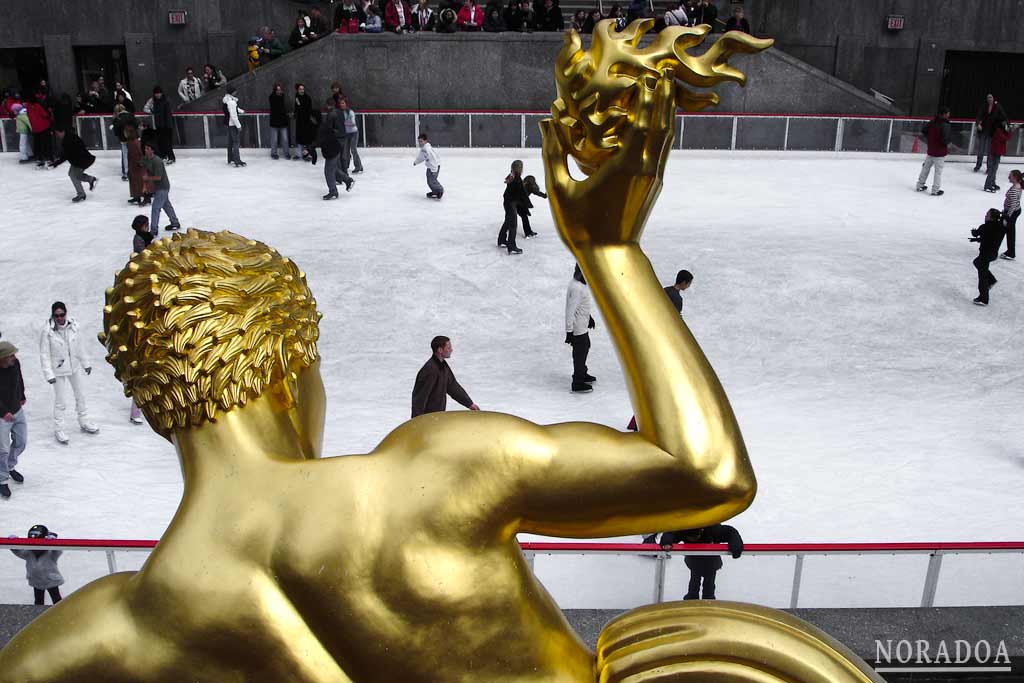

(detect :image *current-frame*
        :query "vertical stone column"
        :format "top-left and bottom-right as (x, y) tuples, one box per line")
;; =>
(42, 35), (76, 96)
(911, 37), (945, 117)
(125, 33), (157, 105)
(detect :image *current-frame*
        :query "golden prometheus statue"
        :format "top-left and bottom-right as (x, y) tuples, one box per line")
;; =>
(0, 20), (883, 683)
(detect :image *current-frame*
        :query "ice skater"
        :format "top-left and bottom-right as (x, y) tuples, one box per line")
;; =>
(969, 209), (1005, 306)
(1000, 169), (1021, 261)
(664, 269), (693, 314)
(40, 302), (99, 445)
(916, 106), (950, 197)
(565, 264), (596, 393)
(11, 104), (32, 163)
(984, 122), (1011, 193)
(0, 341), (27, 500)
(317, 104), (354, 200)
(8, 525), (63, 605)
(497, 160), (526, 255)
(142, 140), (182, 235)
(49, 127), (98, 203)
(413, 132), (443, 199)
(222, 84), (246, 167)
(411, 336), (480, 418)
(519, 174), (547, 238)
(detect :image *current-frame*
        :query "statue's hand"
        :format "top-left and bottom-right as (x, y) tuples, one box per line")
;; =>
(541, 69), (676, 250)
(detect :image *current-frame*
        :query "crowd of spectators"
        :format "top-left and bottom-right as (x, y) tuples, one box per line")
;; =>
(247, 0), (742, 48)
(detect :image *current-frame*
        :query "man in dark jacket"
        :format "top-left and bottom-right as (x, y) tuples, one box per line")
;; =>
(970, 208), (1006, 306)
(0, 341), (28, 499)
(50, 127), (97, 202)
(975, 94), (1008, 173)
(147, 86), (176, 163)
(916, 106), (951, 196)
(411, 336), (480, 418)
(657, 524), (744, 600)
(691, 0), (717, 29)
(664, 269), (693, 314)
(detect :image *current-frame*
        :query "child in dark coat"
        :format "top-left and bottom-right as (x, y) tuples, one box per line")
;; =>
(969, 208), (1005, 306)
(518, 174), (547, 238)
(9, 524), (63, 605)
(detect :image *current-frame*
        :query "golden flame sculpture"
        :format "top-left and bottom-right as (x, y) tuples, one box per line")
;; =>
(0, 22), (884, 683)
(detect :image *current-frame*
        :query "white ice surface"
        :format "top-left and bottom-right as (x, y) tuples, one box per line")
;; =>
(0, 148), (1022, 608)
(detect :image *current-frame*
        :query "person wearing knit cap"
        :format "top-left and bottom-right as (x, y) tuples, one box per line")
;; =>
(39, 302), (99, 444)
(0, 340), (27, 499)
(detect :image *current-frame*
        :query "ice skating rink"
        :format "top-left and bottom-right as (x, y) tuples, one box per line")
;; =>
(0, 148), (1021, 608)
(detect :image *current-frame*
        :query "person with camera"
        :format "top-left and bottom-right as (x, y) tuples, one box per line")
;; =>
(969, 208), (1006, 306)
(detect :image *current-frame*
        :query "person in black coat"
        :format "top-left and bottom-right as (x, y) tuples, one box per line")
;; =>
(691, 0), (717, 28)
(317, 103), (352, 199)
(411, 336), (479, 417)
(148, 87), (175, 163)
(656, 525), (744, 600)
(268, 83), (292, 160)
(970, 208), (1006, 306)
(724, 5), (750, 33)
(49, 127), (98, 202)
(498, 160), (527, 254)
(974, 94), (1008, 173)
(518, 174), (547, 238)
(294, 83), (318, 160)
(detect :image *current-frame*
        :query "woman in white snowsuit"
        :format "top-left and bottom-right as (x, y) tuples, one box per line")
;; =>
(39, 302), (99, 444)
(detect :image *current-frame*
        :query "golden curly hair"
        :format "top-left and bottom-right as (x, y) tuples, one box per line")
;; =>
(99, 229), (321, 437)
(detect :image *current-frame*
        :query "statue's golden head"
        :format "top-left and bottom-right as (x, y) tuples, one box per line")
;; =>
(99, 229), (321, 438)
(551, 19), (773, 174)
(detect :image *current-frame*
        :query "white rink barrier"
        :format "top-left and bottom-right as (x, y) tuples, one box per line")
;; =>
(3, 112), (1023, 156)
(1, 538), (1022, 609)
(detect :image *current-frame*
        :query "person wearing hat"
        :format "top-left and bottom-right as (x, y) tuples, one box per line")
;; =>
(12, 103), (33, 163)
(0, 341), (27, 499)
(655, 525), (744, 600)
(39, 302), (99, 444)
(8, 524), (64, 604)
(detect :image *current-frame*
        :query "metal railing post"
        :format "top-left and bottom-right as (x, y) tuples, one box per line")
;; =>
(885, 119), (894, 153)
(678, 115), (685, 149)
(203, 116), (211, 149)
(0, 120), (7, 153)
(730, 116), (738, 150)
(520, 114), (526, 148)
(99, 116), (108, 150)
(920, 552), (943, 607)
(525, 551), (535, 572)
(968, 126), (975, 156)
(468, 113), (473, 148)
(105, 550), (118, 574)
(783, 116), (790, 151)
(414, 113), (420, 144)
(652, 553), (667, 603)
(75, 116), (82, 137)
(789, 554), (805, 608)
(834, 118), (844, 152)
(361, 113), (367, 147)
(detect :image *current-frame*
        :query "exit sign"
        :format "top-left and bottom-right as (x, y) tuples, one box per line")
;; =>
(168, 10), (188, 25)
(886, 14), (905, 30)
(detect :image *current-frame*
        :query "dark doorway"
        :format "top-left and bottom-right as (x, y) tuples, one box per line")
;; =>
(0, 48), (48, 98)
(941, 50), (1024, 119)
(72, 45), (130, 100)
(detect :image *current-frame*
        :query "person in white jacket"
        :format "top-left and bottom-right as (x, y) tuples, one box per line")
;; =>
(413, 132), (443, 199)
(223, 85), (246, 167)
(39, 302), (99, 444)
(176, 67), (203, 105)
(564, 265), (596, 393)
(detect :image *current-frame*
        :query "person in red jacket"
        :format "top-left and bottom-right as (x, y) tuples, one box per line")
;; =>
(457, 0), (484, 30)
(26, 93), (53, 168)
(385, 0), (414, 32)
(985, 121), (1013, 193)
(916, 106), (951, 197)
